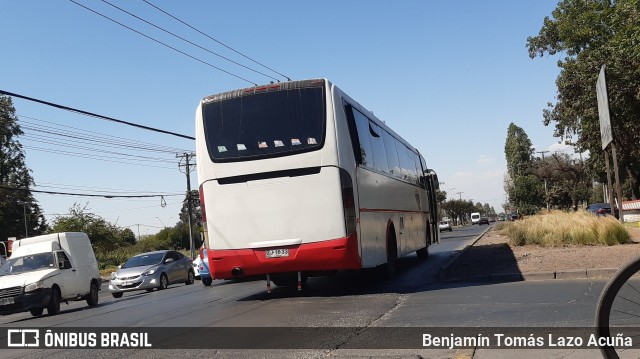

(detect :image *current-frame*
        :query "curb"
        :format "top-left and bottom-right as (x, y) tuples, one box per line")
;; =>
(436, 227), (620, 283)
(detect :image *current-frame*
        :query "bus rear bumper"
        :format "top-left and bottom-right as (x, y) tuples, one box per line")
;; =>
(209, 233), (361, 279)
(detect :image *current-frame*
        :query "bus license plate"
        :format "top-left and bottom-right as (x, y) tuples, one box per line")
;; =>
(266, 249), (289, 258)
(0, 297), (15, 305)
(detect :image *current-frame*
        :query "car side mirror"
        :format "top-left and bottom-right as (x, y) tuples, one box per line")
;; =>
(164, 258), (174, 264)
(117, 265), (121, 269)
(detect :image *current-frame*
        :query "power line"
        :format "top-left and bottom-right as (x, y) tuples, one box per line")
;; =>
(100, 0), (281, 83)
(35, 181), (182, 196)
(142, 0), (291, 81)
(0, 185), (180, 198)
(23, 145), (177, 170)
(68, 0), (258, 86)
(19, 114), (190, 153)
(1, 89), (195, 140)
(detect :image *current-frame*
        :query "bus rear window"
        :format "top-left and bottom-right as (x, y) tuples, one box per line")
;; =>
(202, 87), (326, 162)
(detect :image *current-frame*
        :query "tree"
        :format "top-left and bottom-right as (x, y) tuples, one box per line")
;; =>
(504, 123), (544, 213)
(441, 199), (475, 225)
(179, 190), (202, 229)
(532, 153), (592, 210)
(0, 95), (47, 240)
(49, 203), (135, 253)
(527, 0), (640, 199)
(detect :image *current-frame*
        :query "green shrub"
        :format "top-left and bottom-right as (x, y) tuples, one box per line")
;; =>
(496, 210), (630, 247)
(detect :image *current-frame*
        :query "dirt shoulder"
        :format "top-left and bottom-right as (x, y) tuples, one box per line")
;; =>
(445, 225), (640, 280)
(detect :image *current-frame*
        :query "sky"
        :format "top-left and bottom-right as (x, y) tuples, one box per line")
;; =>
(0, 0), (575, 236)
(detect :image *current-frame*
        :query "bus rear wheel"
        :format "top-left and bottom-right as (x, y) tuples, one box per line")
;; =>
(416, 247), (428, 260)
(382, 230), (398, 278)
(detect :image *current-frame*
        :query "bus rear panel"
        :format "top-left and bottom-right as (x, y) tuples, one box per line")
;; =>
(196, 80), (361, 280)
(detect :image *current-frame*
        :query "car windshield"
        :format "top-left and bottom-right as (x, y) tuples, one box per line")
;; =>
(0, 253), (55, 276)
(122, 253), (164, 269)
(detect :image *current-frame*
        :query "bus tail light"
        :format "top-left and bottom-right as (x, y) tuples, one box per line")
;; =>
(339, 169), (356, 235)
(199, 184), (209, 246)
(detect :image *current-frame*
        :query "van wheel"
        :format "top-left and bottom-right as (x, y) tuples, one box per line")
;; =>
(202, 277), (213, 286)
(30, 307), (43, 317)
(185, 270), (195, 285)
(47, 287), (61, 316)
(86, 282), (99, 307)
(158, 274), (168, 290)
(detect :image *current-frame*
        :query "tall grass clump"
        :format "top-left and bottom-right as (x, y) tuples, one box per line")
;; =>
(497, 210), (630, 247)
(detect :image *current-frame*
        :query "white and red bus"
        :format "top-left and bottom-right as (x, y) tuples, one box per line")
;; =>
(195, 79), (439, 288)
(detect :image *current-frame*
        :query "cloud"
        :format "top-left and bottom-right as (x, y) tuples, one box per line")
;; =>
(478, 154), (495, 164)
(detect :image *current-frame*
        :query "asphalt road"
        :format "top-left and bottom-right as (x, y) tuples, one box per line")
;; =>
(0, 225), (617, 358)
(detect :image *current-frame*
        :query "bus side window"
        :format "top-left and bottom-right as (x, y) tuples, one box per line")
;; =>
(368, 122), (389, 174)
(382, 131), (401, 177)
(343, 103), (363, 165)
(351, 108), (373, 167)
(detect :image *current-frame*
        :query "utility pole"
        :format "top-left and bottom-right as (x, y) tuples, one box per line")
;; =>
(455, 192), (463, 200)
(177, 152), (197, 259)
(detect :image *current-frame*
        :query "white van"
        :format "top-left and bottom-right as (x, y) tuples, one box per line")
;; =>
(0, 232), (101, 317)
(471, 212), (481, 225)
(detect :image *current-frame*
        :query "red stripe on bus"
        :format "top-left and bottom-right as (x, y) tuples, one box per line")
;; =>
(207, 232), (361, 279)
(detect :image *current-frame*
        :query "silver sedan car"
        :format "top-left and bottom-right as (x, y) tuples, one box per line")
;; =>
(109, 250), (195, 298)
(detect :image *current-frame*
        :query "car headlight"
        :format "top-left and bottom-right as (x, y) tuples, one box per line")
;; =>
(142, 268), (157, 276)
(25, 280), (44, 292)
(110, 272), (117, 280)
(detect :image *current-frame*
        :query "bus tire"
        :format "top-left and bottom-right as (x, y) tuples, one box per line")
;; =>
(383, 228), (398, 278)
(416, 246), (428, 260)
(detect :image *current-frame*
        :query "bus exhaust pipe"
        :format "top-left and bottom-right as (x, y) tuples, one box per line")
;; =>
(231, 267), (243, 277)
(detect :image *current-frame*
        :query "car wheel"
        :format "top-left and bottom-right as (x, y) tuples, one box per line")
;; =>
(158, 274), (168, 290)
(146, 288), (154, 292)
(185, 270), (195, 285)
(449, 228), (453, 232)
(85, 282), (99, 307)
(30, 307), (44, 317)
(47, 287), (61, 316)
(112, 292), (123, 298)
(202, 277), (213, 286)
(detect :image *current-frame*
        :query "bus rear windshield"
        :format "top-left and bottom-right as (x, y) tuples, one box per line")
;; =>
(202, 87), (326, 162)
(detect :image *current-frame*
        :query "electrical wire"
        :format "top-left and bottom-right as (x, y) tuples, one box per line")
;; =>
(0, 185), (181, 198)
(141, 0), (291, 81)
(68, 0), (258, 86)
(100, 0), (281, 83)
(19, 115), (190, 153)
(22, 134), (177, 163)
(1, 89), (195, 140)
(23, 145), (178, 170)
(35, 181), (182, 196)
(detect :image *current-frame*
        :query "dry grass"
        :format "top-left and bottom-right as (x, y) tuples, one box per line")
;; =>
(495, 210), (631, 246)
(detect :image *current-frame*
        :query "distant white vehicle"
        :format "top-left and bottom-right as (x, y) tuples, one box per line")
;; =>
(439, 221), (452, 232)
(471, 212), (481, 225)
(0, 232), (101, 317)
